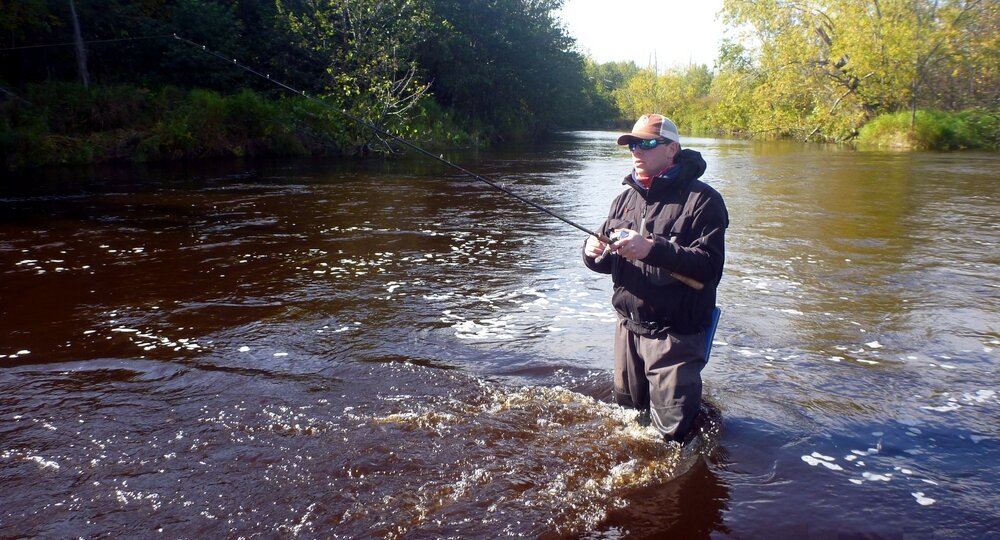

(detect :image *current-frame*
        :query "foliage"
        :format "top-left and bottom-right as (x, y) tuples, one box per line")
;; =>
(2, 0), (997, 169)
(857, 108), (1000, 150)
(613, 64), (715, 135)
(414, 0), (591, 138)
(277, 0), (433, 151)
(0, 0), (54, 45)
(717, 0), (1000, 142)
(0, 81), (481, 171)
(0, 84), (336, 170)
(581, 59), (640, 126)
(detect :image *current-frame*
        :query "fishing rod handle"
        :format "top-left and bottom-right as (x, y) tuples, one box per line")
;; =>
(594, 231), (705, 290)
(669, 273), (705, 291)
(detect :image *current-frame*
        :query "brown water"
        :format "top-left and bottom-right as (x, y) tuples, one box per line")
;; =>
(1, 133), (998, 538)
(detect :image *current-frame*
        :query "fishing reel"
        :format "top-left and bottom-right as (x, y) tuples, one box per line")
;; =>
(594, 230), (629, 263)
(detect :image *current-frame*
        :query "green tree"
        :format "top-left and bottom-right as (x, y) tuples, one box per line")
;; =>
(414, 0), (589, 138)
(582, 59), (639, 125)
(0, 0), (55, 89)
(719, 0), (999, 141)
(278, 0), (432, 149)
(613, 64), (714, 134)
(707, 40), (759, 136)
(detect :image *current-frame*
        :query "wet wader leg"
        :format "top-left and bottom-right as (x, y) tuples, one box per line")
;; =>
(613, 318), (649, 411)
(639, 330), (707, 442)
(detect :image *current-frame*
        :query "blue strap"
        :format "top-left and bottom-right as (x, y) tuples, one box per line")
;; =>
(704, 306), (722, 362)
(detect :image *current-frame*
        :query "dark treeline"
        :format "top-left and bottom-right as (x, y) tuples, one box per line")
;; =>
(1, 0), (617, 169)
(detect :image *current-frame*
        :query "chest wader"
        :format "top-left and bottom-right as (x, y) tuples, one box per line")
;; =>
(613, 318), (710, 443)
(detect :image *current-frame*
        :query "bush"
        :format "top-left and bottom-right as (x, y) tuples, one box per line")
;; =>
(1, 82), (485, 171)
(858, 108), (1000, 150)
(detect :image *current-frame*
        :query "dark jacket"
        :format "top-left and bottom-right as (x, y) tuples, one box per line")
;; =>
(583, 149), (728, 335)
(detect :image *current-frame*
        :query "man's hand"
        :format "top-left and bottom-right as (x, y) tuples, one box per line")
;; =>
(584, 235), (607, 259)
(611, 229), (653, 260)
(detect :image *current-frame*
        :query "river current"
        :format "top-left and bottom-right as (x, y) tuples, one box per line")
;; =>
(1, 133), (998, 538)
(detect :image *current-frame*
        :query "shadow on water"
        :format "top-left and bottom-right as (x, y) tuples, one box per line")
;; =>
(583, 458), (731, 540)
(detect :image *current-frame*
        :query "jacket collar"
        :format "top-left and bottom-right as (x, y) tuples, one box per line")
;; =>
(622, 148), (707, 197)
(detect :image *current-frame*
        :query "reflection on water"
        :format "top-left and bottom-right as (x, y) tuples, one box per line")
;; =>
(1, 137), (998, 537)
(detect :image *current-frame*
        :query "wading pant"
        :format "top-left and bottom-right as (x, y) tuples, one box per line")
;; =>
(613, 318), (707, 442)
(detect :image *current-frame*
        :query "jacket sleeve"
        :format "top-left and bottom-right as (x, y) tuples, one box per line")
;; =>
(642, 189), (728, 286)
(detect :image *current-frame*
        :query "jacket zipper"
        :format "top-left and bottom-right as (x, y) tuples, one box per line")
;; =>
(631, 197), (649, 323)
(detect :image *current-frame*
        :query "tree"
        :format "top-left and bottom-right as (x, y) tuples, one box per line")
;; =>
(579, 58), (639, 126)
(68, 0), (89, 87)
(719, 0), (1000, 141)
(613, 64), (714, 133)
(414, 0), (589, 138)
(277, 0), (432, 149)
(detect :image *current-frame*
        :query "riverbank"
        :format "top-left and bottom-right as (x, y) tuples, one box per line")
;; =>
(856, 109), (1000, 151)
(0, 83), (477, 172)
(4, 83), (998, 173)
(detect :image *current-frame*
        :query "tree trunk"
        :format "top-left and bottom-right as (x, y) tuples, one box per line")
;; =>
(69, 0), (89, 88)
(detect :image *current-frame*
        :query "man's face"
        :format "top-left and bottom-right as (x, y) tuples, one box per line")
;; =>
(630, 139), (678, 178)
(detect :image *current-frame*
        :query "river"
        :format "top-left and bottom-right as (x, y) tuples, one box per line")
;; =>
(1, 133), (998, 538)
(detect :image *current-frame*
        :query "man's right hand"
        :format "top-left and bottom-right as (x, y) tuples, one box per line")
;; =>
(585, 235), (607, 259)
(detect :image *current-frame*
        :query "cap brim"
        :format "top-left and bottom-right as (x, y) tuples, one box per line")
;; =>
(616, 134), (642, 145)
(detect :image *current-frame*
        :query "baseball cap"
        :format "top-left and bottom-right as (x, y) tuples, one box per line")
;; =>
(616, 114), (680, 145)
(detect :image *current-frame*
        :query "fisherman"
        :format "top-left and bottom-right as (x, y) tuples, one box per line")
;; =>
(583, 114), (729, 443)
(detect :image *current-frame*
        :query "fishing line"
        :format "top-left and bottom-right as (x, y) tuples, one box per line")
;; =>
(172, 35), (703, 290)
(0, 34), (173, 52)
(170, 35), (610, 240)
(5, 32), (703, 289)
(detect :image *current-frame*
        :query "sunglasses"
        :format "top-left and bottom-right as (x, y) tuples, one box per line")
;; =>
(628, 138), (670, 151)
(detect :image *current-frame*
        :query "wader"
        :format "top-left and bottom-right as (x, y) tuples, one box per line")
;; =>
(613, 317), (707, 442)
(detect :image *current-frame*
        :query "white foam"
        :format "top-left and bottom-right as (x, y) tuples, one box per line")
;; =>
(802, 454), (843, 470)
(862, 472), (891, 482)
(964, 390), (996, 403)
(911, 492), (936, 506)
(922, 404), (960, 412)
(28, 455), (60, 470)
(865, 340), (883, 349)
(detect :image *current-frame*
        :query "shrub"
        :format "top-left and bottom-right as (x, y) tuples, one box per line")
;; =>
(858, 108), (1000, 150)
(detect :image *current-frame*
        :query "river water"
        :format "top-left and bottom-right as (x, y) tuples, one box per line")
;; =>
(1, 133), (998, 538)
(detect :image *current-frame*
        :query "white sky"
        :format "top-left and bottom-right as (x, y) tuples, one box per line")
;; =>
(556, 0), (727, 70)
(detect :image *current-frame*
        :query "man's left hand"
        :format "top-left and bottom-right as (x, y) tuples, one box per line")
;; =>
(610, 229), (653, 260)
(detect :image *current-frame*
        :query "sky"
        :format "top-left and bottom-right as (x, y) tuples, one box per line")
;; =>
(556, 0), (727, 70)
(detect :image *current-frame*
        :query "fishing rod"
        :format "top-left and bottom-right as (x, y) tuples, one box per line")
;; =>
(171, 34), (704, 290)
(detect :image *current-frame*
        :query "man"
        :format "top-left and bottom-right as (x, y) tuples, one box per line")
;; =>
(583, 114), (728, 443)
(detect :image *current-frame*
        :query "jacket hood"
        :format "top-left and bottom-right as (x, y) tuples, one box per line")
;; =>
(666, 148), (707, 183)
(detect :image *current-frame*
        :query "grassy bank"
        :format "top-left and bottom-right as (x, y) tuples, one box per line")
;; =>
(856, 108), (1000, 151)
(0, 83), (476, 172)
